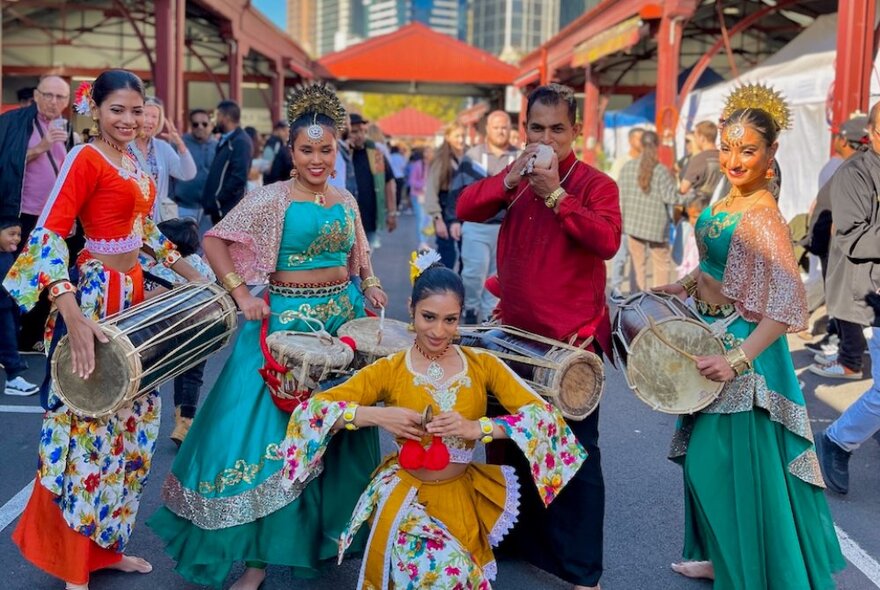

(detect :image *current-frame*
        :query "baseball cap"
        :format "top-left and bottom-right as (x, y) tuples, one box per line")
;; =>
(838, 115), (869, 143)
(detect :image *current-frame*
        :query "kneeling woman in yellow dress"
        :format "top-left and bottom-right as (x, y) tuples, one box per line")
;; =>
(279, 251), (587, 588)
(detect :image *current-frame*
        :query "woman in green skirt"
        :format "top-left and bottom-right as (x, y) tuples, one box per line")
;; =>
(655, 84), (845, 589)
(148, 83), (387, 589)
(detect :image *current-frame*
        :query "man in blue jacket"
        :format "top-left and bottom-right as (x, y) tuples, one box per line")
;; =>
(202, 100), (252, 224)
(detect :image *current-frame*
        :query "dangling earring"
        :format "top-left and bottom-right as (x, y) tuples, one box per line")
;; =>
(407, 319), (415, 332)
(290, 169), (299, 179)
(330, 169), (337, 179)
(765, 167), (775, 179)
(90, 116), (99, 138)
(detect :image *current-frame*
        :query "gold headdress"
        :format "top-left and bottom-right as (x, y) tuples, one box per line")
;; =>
(285, 82), (347, 137)
(721, 83), (792, 138)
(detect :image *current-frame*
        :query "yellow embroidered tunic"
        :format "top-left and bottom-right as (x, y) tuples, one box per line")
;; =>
(281, 346), (587, 589)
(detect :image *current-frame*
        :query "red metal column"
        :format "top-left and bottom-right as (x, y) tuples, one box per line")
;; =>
(655, 15), (684, 167)
(154, 0), (175, 112)
(582, 66), (599, 165)
(833, 0), (876, 125)
(271, 59), (285, 123)
(174, 0), (185, 128)
(229, 38), (244, 104)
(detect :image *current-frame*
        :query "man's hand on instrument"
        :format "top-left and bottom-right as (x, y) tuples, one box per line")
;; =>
(426, 411), (481, 440)
(652, 283), (687, 301)
(696, 355), (736, 382)
(364, 286), (387, 309)
(234, 291), (270, 321)
(504, 144), (539, 189)
(377, 407), (425, 440)
(527, 152), (561, 199)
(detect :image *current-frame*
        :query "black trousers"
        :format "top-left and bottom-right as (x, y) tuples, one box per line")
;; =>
(838, 319), (868, 372)
(173, 360), (206, 418)
(489, 405), (605, 586)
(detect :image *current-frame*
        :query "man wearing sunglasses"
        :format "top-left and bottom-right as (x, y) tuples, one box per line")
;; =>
(0, 74), (74, 355)
(173, 109), (218, 227)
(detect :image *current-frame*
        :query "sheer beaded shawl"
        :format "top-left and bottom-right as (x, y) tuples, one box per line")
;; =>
(205, 182), (371, 284)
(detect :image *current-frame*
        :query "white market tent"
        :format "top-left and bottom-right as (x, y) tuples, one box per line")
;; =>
(677, 13), (880, 221)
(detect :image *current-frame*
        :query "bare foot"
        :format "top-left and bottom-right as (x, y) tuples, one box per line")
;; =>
(230, 567), (267, 590)
(105, 554), (153, 574)
(671, 560), (715, 580)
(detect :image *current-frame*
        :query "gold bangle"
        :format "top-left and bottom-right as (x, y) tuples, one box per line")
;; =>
(361, 276), (382, 291)
(222, 271), (245, 293)
(676, 274), (698, 297)
(47, 280), (76, 302)
(724, 346), (752, 375)
(342, 404), (359, 431)
(478, 416), (494, 444)
(163, 249), (182, 267)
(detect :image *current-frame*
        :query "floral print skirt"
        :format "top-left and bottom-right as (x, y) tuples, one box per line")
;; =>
(340, 458), (520, 589)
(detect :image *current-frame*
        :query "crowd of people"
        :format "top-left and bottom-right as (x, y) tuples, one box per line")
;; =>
(0, 65), (871, 590)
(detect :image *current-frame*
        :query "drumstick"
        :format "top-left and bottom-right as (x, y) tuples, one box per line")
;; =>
(647, 317), (700, 363)
(377, 305), (385, 346)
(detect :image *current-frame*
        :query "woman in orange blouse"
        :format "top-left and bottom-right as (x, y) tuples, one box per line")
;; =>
(3, 69), (201, 590)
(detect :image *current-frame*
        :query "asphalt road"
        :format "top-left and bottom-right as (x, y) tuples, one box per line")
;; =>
(1, 212), (878, 589)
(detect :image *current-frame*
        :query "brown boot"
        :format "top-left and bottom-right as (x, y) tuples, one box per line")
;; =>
(170, 407), (192, 447)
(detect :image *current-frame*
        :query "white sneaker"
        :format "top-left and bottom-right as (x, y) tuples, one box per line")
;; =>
(814, 352), (838, 365)
(5, 376), (39, 396)
(808, 362), (863, 380)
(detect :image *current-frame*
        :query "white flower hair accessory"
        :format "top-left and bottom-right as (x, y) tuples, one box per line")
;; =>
(74, 82), (93, 116)
(409, 249), (442, 285)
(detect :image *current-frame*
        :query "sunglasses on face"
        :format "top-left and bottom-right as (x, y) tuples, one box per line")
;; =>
(191, 121), (210, 128)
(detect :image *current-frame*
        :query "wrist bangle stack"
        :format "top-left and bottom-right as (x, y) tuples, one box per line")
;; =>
(222, 271), (245, 293)
(676, 274), (698, 297)
(361, 276), (382, 291)
(724, 346), (752, 376)
(343, 404), (360, 431)
(162, 249), (182, 268)
(478, 416), (494, 444)
(48, 280), (77, 302)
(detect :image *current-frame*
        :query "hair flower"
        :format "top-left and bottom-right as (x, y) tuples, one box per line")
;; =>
(409, 249), (441, 285)
(74, 82), (93, 116)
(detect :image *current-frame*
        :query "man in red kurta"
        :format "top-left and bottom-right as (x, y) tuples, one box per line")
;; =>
(457, 83), (621, 590)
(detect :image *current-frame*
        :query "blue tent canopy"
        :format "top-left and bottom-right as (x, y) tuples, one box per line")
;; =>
(604, 65), (724, 128)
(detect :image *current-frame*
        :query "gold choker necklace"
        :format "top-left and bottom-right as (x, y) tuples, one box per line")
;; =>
(294, 179), (328, 206)
(414, 341), (451, 383)
(100, 134), (127, 155)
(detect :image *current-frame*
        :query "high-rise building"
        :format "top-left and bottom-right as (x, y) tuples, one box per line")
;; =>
(364, 0), (467, 39)
(287, 0), (365, 56)
(469, 0), (560, 61)
(559, 0), (594, 30)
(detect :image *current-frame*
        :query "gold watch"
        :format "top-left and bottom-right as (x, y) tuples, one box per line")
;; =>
(544, 186), (566, 209)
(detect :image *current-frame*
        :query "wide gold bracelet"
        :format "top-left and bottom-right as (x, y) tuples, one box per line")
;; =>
(222, 271), (245, 293)
(47, 280), (77, 302)
(361, 276), (382, 291)
(724, 346), (752, 376)
(676, 274), (698, 297)
(478, 416), (494, 444)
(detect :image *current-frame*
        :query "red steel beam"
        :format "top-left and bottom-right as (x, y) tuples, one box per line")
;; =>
(174, 0), (186, 128)
(228, 38), (245, 104)
(154, 0), (175, 109)
(582, 66), (600, 165)
(833, 0), (876, 125)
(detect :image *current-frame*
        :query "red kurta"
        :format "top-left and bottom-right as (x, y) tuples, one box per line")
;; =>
(457, 150), (621, 354)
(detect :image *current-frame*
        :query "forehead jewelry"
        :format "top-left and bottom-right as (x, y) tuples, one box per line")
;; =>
(306, 113), (324, 144)
(724, 122), (746, 147)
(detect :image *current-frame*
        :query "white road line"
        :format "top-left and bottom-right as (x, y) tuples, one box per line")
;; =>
(0, 480), (33, 532)
(837, 524), (880, 588)
(0, 405), (44, 414)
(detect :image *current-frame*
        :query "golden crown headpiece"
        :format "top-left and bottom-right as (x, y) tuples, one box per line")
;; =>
(721, 83), (792, 133)
(286, 82), (347, 134)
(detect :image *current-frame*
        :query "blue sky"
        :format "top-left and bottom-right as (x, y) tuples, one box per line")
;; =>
(254, 0), (286, 30)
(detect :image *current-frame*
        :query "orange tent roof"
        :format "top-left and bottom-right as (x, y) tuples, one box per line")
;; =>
(318, 23), (517, 87)
(377, 108), (445, 138)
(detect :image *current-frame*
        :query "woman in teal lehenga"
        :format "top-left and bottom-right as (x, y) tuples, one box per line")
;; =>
(148, 85), (388, 589)
(655, 88), (845, 589)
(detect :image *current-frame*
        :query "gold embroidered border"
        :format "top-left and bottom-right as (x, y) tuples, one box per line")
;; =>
(198, 443), (283, 494)
(668, 371), (824, 488)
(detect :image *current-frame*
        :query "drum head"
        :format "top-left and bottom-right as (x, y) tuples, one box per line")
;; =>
(266, 332), (354, 370)
(626, 318), (724, 414)
(51, 327), (136, 419)
(337, 318), (413, 359)
(556, 352), (605, 420)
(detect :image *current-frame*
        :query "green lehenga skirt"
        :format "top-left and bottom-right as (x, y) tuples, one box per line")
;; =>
(671, 312), (845, 589)
(148, 283), (380, 588)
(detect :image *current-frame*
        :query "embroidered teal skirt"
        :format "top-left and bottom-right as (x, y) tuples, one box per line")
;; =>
(671, 312), (845, 589)
(148, 283), (380, 588)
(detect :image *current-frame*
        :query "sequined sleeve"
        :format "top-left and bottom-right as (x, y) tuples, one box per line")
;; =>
(475, 350), (587, 506)
(722, 206), (808, 331)
(3, 228), (70, 312)
(339, 189), (371, 277)
(204, 182), (289, 284)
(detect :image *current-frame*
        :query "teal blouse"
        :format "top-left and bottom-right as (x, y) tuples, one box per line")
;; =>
(695, 207), (742, 282)
(276, 201), (357, 272)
